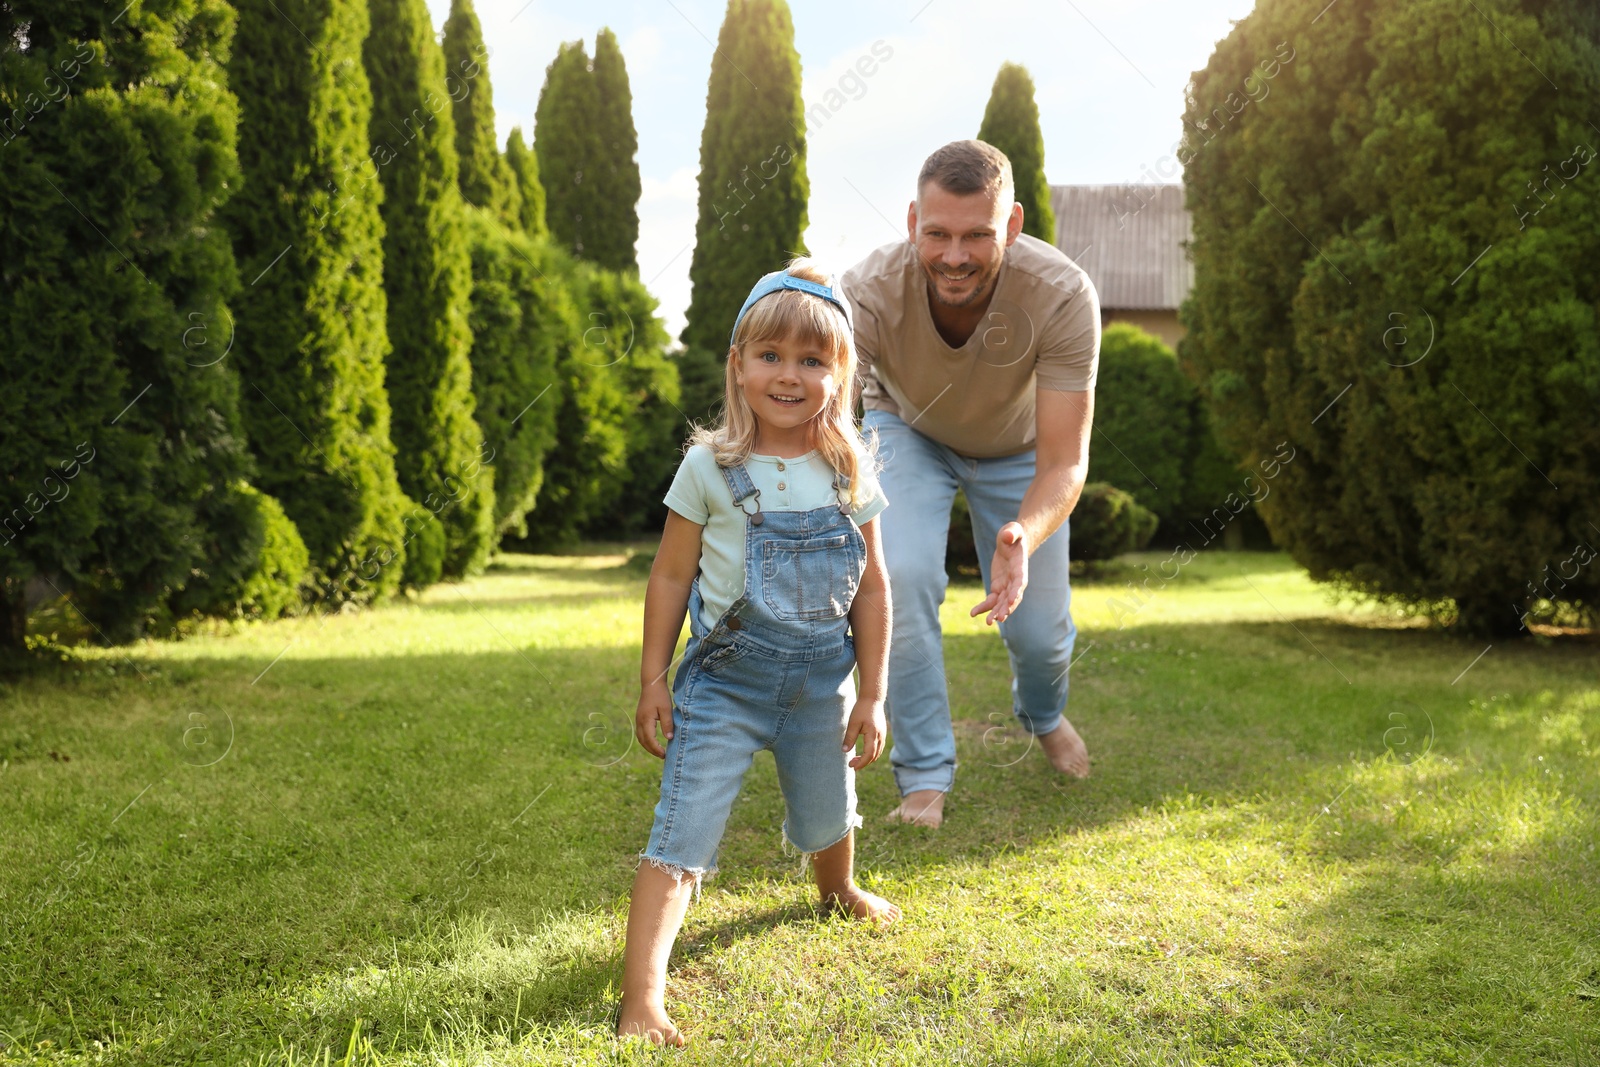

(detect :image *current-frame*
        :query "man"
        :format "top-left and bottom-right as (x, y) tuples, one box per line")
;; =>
(842, 139), (1098, 828)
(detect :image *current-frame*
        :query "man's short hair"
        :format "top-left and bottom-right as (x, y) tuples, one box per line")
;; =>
(917, 140), (1014, 201)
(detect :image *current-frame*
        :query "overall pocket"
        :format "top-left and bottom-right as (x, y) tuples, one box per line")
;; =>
(698, 638), (751, 674)
(761, 535), (859, 621)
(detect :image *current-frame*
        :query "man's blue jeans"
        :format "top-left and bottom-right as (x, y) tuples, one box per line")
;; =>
(864, 409), (1077, 797)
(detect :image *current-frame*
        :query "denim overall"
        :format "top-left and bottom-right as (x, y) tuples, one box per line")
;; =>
(642, 461), (867, 889)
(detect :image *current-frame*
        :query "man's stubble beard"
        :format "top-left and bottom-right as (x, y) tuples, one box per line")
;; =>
(921, 256), (1001, 309)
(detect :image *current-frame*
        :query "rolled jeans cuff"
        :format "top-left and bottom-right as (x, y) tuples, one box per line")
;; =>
(892, 764), (954, 797)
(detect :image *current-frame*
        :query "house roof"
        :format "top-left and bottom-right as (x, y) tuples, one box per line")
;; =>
(1049, 184), (1192, 311)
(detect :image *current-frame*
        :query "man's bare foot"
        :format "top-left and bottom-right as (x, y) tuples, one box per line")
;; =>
(886, 789), (945, 828)
(616, 995), (685, 1046)
(822, 884), (902, 924)
(1037, 719), (1090, 778)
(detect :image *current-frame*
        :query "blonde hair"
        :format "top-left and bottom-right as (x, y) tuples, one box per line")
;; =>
(689, 257), (874, 509)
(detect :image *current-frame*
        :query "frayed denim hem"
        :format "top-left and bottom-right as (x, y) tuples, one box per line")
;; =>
(636, 853), (713, 901)
(785, 811), (865, 876)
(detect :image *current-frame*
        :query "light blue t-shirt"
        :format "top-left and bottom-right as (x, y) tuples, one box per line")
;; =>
(663, 444), (888, 629)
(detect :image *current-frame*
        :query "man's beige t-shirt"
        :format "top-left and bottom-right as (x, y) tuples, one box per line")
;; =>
(842, 233), (1101, 459)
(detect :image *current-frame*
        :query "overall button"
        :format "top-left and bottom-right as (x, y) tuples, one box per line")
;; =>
(727, 617), (743, 631)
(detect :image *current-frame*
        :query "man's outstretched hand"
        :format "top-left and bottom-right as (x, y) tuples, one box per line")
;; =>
(971, 521), (1028, 625)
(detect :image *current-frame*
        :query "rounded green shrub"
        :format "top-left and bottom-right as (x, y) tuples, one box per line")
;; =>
(400, 506), (447, 591)
(173, 483), (309, 622)
(1070, 483), (1159, 564)
(241, 491), (311, 619)
(947, 483), (1159, 575)
(1090, 324), (1193, 521)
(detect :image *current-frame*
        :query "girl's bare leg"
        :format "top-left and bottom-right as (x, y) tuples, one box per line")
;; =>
(617, 863), (696, 1045)
(809, 829), (901, 923)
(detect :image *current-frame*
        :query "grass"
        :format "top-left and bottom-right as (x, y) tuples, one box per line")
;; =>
(1, 546), (1596, 1066)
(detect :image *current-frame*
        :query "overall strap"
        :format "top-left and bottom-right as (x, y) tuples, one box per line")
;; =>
(717, 462), (764, 524)
(833, 472), (853, 516)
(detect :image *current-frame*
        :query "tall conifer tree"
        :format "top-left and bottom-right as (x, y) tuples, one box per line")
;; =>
(225, 0), (412, 603)
(534, 41), (603, 261)
(678, 0), (809, 424)
(365, 0), (496, 578)
(442, 0), (520, 227)
(977, 62), (1055, 241)
(504, 127), (548, 238)
(532, 33), (642, 270)
(588, 28), (641, 272)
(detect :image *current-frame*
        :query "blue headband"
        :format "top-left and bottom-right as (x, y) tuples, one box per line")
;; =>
(729, 269), (852, 347)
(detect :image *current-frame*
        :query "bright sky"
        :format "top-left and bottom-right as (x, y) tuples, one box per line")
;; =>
(422, 0), (1260, 339)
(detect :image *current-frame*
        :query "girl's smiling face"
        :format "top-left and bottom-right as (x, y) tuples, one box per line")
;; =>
(734, 334), (838, 442)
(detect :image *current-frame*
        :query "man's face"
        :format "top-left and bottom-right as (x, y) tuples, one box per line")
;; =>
(907, 183), (1022, 309)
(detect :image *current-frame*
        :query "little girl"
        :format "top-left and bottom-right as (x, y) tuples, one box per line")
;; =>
(616, 258), (900, 1046)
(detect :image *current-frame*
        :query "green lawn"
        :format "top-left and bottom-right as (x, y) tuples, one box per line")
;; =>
(2, 548), (1596, 1066)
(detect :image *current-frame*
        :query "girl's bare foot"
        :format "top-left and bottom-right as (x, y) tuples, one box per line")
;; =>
(1037, 719), (1090, 778)
(823, 883), (902, 924)
(616, 996), (685, 1046)
(886, 789), (945, 827)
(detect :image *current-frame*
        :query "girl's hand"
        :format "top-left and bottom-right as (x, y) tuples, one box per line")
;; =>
(635, 684), (675, 759)
(843, 698), (887, 769)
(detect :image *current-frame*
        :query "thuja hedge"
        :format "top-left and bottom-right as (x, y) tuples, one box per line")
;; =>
(462, 207), (566, 539)
(0, 1), (705, 651)
(462, 208), (681, 547)
(513, 257), (682, 548)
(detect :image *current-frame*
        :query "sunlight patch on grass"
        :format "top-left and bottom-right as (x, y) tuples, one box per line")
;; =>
(276, 913), (612, 1039)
